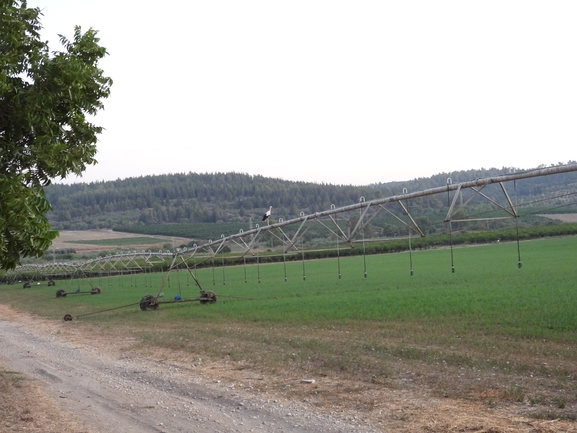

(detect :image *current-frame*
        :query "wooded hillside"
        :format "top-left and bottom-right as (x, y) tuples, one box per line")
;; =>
(45, 163), (577, 234)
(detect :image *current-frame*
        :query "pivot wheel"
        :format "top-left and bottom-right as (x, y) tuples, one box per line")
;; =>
(90, 287), (102, 294)
(199, 290), (218, 304)
(56, 289), (67, 298)
(140, 295), (159, 311)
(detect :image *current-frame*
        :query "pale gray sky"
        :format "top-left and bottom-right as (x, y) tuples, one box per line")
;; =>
(30, 1), (577, 185)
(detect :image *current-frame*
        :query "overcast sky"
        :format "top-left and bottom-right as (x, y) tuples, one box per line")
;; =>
(29, 1), (576, 186)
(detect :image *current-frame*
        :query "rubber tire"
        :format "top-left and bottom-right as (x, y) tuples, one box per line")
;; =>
(140, 295), (159, 311)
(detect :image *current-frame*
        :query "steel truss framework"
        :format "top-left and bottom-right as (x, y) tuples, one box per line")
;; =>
(6, 163), (577, 284)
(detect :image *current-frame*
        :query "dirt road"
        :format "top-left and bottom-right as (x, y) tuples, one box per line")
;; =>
(0, 305), (377, 433)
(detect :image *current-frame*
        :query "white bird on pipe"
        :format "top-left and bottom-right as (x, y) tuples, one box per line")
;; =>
(262, 206), (272, 223)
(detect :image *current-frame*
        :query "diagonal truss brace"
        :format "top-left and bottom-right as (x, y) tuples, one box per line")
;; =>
(377, 201), (425, 237)
(445, 181), (519, 222)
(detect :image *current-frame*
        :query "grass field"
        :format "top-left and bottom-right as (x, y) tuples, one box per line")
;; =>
(2, 236), (577, 421)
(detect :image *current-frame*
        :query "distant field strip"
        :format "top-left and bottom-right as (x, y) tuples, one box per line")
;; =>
(65, 237), (170, 246)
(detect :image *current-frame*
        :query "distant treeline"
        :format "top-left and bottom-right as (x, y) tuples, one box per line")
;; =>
(45, 163), (577, 232)
(112, 213), (565, 248)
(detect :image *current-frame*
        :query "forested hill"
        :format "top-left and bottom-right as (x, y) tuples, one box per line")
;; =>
(45, 164), (577, 231)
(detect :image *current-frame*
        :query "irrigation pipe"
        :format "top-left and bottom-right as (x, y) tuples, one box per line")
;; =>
(216, 294), (265, 301)
(63, 301), (142, 321)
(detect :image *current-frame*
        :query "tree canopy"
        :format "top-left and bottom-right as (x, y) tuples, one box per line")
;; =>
(0, 0), (112, 269)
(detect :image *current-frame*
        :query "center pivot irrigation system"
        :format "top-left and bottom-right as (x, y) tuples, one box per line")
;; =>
(6, 164), (577, 320)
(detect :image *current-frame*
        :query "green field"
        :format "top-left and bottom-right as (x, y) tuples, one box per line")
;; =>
(1, 236), (576, 418)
